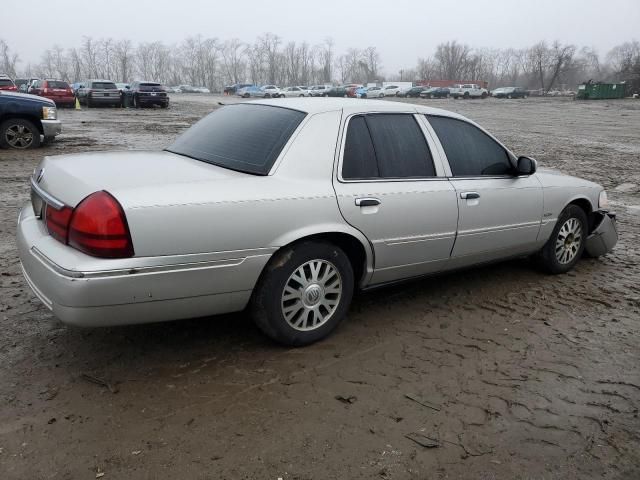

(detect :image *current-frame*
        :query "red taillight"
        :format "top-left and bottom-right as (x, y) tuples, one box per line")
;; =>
(67, 191), (134, 258)
(43, 88), (49, 94)
(45, 205), (73, 243)
(45, 191), (134, 258)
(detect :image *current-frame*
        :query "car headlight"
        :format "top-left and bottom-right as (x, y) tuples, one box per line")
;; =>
(599, 190), (609, 209)
(42, 106), (57, 120)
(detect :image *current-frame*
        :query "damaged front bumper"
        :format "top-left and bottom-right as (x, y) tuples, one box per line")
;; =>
(585, 211), (618, 257)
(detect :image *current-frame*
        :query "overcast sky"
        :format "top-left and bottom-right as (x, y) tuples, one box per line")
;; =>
(6, 0), (640, 74)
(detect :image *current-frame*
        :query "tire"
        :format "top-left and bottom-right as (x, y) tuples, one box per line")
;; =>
(243, 93), (249, 98)
(463, 92), (470, 99)
(251, 241), (355, 346)
(536, 205), (588, 274)
(507, 94), (512, 99)
(481, 92), (488, 99)
(0, 118), (41, 149)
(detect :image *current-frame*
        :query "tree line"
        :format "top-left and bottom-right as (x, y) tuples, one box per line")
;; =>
(1, 36), (639, 93)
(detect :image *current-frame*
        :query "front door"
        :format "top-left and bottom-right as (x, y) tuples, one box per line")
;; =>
(425, 115), (543, 264)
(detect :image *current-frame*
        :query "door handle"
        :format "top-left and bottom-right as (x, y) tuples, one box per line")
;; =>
(460, 192), (480, 200)
(355, 197), (381, 207)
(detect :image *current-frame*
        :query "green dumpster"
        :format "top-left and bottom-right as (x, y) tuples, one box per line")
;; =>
(576, 82), (627, 100)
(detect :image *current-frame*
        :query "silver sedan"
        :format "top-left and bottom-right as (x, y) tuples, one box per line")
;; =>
(18, 99), (617, 346)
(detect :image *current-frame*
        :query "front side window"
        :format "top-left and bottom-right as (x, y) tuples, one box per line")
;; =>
(342, 114), (436, 180)
(426, 115), (512, 176)
(166, 104), (306, 175)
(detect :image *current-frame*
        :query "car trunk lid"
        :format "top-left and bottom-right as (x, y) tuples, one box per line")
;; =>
(33, 151), (248, 209)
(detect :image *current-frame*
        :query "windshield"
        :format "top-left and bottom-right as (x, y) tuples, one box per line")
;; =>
(166, 104), (306, 175)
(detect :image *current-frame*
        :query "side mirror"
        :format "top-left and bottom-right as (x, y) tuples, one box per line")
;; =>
(517, 156), (537, 175)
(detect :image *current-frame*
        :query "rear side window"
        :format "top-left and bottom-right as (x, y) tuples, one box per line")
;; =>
(342, 114), (436, 179)
(342, 116), (378, 179)
(166, 104), (306, 175)
(426, 115), (512, 176)
(91, 82), (117, 90)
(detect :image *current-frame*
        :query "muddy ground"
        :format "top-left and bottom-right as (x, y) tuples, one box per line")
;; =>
(1, 95), (639, 480)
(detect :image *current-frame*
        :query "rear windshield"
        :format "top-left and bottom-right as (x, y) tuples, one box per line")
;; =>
(0, 79), (14, 86)
(166, 104), (306, 175)
(48, 81), (69, 89)
(91, 82), (117, 90)
(140, 82), (161, 87)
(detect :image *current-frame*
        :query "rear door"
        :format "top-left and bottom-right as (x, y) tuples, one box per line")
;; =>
(333, 112), (458, 285)
(425, 115), (543, 264)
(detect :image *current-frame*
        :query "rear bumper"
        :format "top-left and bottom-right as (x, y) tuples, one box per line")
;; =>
(17, 205), (271, 327)
(585, 211), (618, 257)
(88, 96), (120, 104)
(138, 95), (169, 105)
(41, 120), (62, 138)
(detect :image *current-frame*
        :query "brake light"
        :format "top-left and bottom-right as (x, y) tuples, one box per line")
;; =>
(67, 191), (134, 258)
(45, 205), (73, 243)
(43, 88), (49, 94)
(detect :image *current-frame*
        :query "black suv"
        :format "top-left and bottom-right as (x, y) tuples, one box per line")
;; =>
(0, 90), (62, 149)
(122, 81), (169, 108)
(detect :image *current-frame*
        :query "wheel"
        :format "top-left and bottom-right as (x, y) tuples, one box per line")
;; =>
(243, 93), (249, 98)
(463, 92), (470, 99)
(507, 94), (512, 99)
(161, 103), (168, 109)
(250, 241), (354, 346)
(322, 93), (328, 97)
(299, 94), (304, 97)
(481, 92), (488, 99)
(536, 205), (588, 274)
(0, 118), (41, 149)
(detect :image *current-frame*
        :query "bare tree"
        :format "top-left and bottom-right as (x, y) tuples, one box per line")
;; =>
(221, 39), (245, 84)
(434, 41), (471, 79)
(0, 39), (19, 77)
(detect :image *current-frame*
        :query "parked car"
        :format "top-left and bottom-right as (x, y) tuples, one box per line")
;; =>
(324, 86), (349, 97)
(450, 84), (489, 99)
(363, 86), (384, 98)
(419, 87), (450, 99)
(18, 78), (40, 93)
(0, 90), (61, 149)
(382, 85), (401, 96)
(122, 81), (169, 108)
(309, 85), (332, 97)
(177, 84), (196, 93)
(281, 86), (308, 97)
(17, 98), (617, 346)
(237, 86), (260, 98)
(354, 86), (368, 98)
(194, 86), (211, 93)
(76, 80), (121, 107)
(0, 75), (17, 91)
(224, 83), (254, 95)
(403, 86), (427, 98)
(28, 79), (75, 108)
(14, 78), (30, 92)
(70, 82), (84, 94)
(492, 87), (528, 99)
(261, 85), (282, 98)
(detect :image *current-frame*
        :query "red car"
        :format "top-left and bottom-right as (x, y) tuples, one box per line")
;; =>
(28, 79), (75, 107)
(0, 76), (17, 91)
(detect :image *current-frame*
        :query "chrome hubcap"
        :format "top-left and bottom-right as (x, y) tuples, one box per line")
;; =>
(555, 218), (583, 264)
(281, 259), (342, 331)
(6, 124), (34, 149)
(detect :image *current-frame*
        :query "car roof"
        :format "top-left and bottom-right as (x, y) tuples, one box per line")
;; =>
(247, 98), (467, 119)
